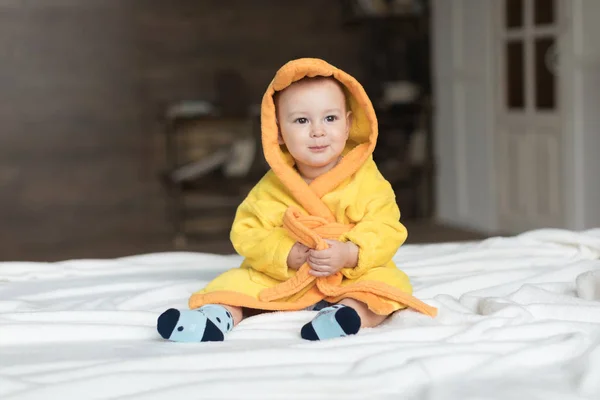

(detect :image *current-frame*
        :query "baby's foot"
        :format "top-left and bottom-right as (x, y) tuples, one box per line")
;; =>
(157, 304), (234, 342)
(301, 304), (361, 341)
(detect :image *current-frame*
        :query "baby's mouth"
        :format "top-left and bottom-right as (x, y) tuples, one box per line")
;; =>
(308, 145), (329, 151)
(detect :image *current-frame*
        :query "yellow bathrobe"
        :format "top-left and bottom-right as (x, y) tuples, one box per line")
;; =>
(189, 58), (437, 317)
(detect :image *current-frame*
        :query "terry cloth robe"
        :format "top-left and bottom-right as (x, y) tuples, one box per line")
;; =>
(189, 58), (437, 317)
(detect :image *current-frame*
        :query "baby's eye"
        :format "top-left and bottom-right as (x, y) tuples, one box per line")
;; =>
(325, 115), (338, 122)
(295, 118), (308, 124)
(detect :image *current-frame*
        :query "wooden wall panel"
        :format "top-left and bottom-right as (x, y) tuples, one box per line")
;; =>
(0, 0), (361, 261)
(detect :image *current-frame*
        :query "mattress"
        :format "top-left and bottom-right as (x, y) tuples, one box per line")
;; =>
(1, 228), (600, 400)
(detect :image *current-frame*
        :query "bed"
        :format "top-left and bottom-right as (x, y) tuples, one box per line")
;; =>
(1, 228), (600, 400)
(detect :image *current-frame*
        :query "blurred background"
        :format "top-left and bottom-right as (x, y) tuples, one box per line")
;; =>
(1, 0), (598, 261)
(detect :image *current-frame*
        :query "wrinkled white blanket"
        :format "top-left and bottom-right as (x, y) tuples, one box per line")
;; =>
(1, 229), (600, 400)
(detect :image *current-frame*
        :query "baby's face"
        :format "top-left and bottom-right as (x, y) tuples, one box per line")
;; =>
(276, 78), (351, 175)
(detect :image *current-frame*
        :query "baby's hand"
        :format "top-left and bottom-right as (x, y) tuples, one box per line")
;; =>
(287, 242), (310, 270)
(308, 240), (358, 277)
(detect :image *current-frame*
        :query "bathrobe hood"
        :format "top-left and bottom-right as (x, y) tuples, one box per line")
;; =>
(260, 58), (378, 220)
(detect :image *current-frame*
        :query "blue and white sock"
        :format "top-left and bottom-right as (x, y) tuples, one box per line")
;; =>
(301, 304), (361, 341)
(157, 304), (234, 342)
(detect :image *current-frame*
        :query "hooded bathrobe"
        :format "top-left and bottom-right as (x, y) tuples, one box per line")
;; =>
(188, 58), (437, 317)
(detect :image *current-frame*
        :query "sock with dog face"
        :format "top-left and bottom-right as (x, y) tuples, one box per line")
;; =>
(157, 304), (234, 342)
(301, 304), (361, 341)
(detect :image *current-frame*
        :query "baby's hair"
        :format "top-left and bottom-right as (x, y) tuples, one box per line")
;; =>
(273, 76), (350, 113)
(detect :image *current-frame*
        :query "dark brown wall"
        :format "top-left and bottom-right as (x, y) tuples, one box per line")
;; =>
(0, 0), (362, 261)
(133, 0), (365, 123)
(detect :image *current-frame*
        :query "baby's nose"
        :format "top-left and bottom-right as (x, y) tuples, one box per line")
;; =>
(311, 125), (325, 137)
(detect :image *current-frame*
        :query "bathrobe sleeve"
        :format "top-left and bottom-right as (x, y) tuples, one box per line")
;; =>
(340, 170), (408, 280)
(230, 185), (296, 282)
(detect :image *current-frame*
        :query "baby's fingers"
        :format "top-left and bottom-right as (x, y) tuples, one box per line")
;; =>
(309, 247), (331, 258)
(309, 269), (332, 277)
(308, 253), (328, 265)
(307, 259), (330, 271)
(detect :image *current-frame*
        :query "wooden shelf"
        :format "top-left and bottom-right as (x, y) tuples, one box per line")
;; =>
(160, 109), (266, 248)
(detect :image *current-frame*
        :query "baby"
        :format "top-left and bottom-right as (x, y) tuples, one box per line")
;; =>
(157, 58), (436, 342)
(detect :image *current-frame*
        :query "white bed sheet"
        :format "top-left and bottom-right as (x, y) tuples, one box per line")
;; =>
(1, 229), (600, 400)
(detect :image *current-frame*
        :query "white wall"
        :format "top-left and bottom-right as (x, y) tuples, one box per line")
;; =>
(431, 0), (497, 233)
